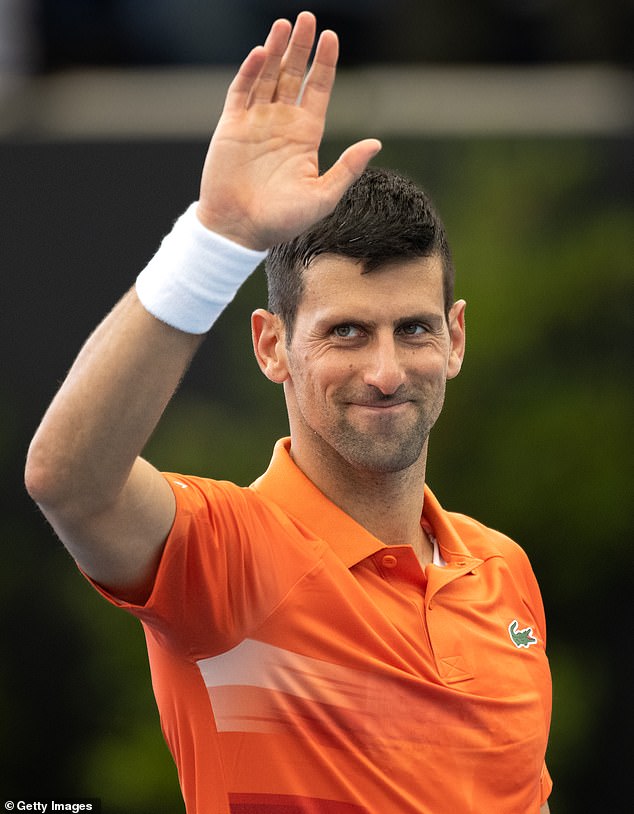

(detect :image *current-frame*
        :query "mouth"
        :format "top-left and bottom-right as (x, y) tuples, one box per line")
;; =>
(348, 400), (412, 414)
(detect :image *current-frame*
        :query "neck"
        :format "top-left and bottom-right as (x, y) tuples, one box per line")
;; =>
(289, 435), (430, 554)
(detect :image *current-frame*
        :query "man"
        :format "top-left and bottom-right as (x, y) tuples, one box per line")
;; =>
(25, 11), (552, 814)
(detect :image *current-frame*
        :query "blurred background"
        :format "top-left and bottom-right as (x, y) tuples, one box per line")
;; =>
(1, 2), (632, 813)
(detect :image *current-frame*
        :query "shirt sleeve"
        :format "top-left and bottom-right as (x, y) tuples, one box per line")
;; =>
(83, 472), (326, 660)
(540, 762), (553, 805)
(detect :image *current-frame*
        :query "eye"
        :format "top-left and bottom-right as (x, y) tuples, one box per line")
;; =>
(398, 322), (428, 336)
(332, 324), (363, 339)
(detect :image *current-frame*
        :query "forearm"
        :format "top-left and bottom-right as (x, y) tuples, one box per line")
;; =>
(25, 288), (203, 518)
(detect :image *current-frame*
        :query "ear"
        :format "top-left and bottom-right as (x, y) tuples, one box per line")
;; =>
(251, 309), (290, 384)
(446, 299), (466, 380)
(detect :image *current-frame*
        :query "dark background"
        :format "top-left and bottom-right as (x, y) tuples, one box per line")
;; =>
(28, 0), (634, 68)
(1, 2), (632, 813)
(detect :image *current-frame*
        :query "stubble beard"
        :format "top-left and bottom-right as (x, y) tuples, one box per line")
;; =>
(326, 393), (445, 475)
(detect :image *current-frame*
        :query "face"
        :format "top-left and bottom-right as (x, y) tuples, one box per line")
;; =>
(253, 253), (465, 477)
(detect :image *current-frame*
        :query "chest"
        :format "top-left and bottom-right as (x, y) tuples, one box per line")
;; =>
(251, 545), (548, 697)
(194, 543), (551, 811)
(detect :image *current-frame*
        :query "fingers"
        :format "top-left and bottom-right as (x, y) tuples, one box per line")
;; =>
(248, 18), (294, 105)
(222, 46), (268, 112)
(224, 12), (325, 112)
(272, 12), (318, 103)
(298, 29), (339, 118)
(223, 18), (291, 112)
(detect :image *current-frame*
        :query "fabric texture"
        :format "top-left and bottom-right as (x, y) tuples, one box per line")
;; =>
(87, 438), (552, 813)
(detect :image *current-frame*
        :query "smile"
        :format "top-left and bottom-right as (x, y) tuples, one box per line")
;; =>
(348, 401), (412, 414)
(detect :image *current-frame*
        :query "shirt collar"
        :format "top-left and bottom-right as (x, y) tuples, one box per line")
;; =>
(251, 438), (478, 569)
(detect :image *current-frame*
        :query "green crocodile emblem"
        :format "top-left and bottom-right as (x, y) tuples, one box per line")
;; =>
(508, 620), (537, 649)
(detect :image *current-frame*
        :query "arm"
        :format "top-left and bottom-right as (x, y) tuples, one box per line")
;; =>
(540, 802), (551, 813)
(24, 11), (381, 603)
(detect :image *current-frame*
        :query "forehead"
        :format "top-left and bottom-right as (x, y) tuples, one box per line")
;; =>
(296, 253), (445, 321)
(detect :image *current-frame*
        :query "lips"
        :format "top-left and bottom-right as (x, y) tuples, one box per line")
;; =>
(347, 391), (413, 407)
(348, 400), (412, 413)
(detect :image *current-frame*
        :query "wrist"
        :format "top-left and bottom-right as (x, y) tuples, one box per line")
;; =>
(195, 202), (265, 252)
(135, 203), (267, 334)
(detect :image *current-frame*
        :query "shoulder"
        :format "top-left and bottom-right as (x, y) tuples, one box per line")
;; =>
(163, 472), (284, 521)
(427, 486), (547, 620)
(447, 509), (547, 628)
(162, 471), (324, 548)
(163, 472), (257, 513)
(447, 509), (537, 576)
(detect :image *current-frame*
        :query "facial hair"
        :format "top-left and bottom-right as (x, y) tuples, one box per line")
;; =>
(316, 382), (446, 474)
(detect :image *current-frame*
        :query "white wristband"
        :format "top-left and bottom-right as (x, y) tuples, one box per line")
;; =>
(135, 203), (267, 334)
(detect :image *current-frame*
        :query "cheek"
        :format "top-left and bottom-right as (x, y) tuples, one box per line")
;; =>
(290, 348), (353, 389)
(293, 367), (356, 423)
(420, 344), (452, 376)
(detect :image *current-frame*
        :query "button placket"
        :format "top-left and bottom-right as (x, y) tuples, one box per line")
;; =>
(380, 549), (434, 652)
(425, 557), (483, 608)
(423, 558), (484, 684)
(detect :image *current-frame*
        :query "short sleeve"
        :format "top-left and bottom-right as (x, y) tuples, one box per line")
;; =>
(83, 472), (326, 660)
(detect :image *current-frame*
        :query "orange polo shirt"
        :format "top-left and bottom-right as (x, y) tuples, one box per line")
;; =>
(90, 438), (552, 813)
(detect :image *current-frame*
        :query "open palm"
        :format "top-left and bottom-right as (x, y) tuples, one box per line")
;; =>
(196, 12), (381, 250)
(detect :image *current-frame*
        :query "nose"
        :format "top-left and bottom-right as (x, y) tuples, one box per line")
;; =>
(362, 335), (407, 395)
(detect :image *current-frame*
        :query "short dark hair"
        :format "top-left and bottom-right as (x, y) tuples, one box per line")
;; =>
(265, 166), (455, 341)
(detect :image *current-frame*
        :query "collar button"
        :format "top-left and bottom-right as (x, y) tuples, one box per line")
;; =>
(381, 553), (398, 569)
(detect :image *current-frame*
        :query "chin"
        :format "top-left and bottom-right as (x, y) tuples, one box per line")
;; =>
(339, 435), (427, 475)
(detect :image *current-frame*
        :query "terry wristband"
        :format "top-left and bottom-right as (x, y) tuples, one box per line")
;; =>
(135, 203), (268, 334)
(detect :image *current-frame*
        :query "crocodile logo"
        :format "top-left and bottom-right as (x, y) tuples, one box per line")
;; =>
(508, 620), (537, 649)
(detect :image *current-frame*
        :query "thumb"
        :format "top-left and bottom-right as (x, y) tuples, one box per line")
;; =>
(320, 138), (382, 204)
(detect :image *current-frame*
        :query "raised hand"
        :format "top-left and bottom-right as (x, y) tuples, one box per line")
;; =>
(196, 11), (382, 250)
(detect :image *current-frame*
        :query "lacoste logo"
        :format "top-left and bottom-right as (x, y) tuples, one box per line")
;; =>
(508, 620), (538, 649)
